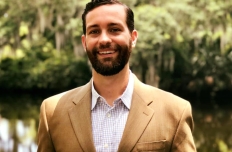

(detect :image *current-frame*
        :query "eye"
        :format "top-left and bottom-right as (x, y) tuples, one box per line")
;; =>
(89, 30), (100, 35)
(110, 28), (121, 33)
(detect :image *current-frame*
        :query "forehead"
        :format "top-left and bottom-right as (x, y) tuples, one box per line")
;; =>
(85, 4), (127, 27)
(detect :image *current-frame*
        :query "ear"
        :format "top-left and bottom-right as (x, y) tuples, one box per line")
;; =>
(81, 34), (87, 51)
(131, 30), (138, 47)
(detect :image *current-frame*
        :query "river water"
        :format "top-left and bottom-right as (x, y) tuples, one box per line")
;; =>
(0, 117), (37, 152)
(0, 94), (231, 152)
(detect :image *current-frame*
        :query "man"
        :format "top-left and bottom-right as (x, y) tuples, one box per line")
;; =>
(37, 0), (196, 151)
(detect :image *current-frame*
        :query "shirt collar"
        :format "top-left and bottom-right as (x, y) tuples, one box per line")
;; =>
(91, 71), (134, 110)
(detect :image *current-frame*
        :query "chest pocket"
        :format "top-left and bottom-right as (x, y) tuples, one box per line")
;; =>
(135, 140), (166, 152)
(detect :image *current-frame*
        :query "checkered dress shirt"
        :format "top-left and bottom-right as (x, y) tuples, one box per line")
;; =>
(91, 72), (134, 152)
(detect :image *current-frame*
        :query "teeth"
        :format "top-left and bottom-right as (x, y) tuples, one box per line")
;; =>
(99, 51), (115, 54)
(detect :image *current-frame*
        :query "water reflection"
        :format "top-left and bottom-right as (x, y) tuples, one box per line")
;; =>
(0, 115), (37, 152)
(0, 115), (13, 152)
(1, 93), (232, 151)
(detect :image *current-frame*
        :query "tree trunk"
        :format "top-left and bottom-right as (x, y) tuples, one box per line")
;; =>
(146, 59), (160, 88)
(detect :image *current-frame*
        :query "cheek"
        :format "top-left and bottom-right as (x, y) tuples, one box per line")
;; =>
(85, 39), (96, 50)
(113, 36), (131, 46)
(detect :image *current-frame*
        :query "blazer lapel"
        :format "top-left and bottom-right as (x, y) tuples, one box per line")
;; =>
(118, 76), (155, 152)
(68, 82), (96, 152)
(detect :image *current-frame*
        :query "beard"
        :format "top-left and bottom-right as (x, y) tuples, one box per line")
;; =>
(86, 41), (132, 76)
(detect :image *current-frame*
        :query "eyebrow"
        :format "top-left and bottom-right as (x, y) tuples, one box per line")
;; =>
(86, 24), (99, 31)
(108, 23), (121, 26)
(87, 22), (123, 31)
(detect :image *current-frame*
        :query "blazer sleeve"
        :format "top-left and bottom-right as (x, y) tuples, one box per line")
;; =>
(171, 102), (196, 152)
(37, 101), (56, 152)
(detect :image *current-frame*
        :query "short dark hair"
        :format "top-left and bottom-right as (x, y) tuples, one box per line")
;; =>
(82, 0), (134, 35)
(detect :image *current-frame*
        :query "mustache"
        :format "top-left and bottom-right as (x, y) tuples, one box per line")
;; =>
(98, 42), (113, 50)
(91, 42), (115, 56)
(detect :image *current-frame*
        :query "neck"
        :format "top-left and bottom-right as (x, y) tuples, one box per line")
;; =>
(92, 65), (130, 106)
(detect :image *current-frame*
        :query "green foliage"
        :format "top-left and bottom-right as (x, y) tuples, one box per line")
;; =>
(0, 50), (91, 91)
(0, 0), (92, 91)
(130, 0), (232, 104)
(0, 0), (231, 104)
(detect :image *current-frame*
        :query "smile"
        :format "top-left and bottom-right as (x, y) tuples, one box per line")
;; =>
(98, 51), (115, 55)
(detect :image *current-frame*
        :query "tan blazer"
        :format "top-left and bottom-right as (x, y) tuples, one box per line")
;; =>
(37, 75), (196, 152)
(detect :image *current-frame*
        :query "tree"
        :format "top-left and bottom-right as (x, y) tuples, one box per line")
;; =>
(129, 0), (232, 104)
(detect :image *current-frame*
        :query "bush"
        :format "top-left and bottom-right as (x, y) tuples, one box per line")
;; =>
(0, 50), (92, 92)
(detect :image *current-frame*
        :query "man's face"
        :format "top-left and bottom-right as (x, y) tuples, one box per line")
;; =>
(82, 4), (137, 76)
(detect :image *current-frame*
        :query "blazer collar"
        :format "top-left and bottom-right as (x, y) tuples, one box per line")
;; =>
(118, 74), (155, 152)
(68, 81), (96, 152)
(68, 75), (155, 152)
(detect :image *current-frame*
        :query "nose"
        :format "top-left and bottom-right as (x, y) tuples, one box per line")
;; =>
(98, 31), (111, 45)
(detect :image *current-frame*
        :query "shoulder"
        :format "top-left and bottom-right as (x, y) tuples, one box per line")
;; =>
(133, 75), (192, 114)
(40, 82), (91, 118)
